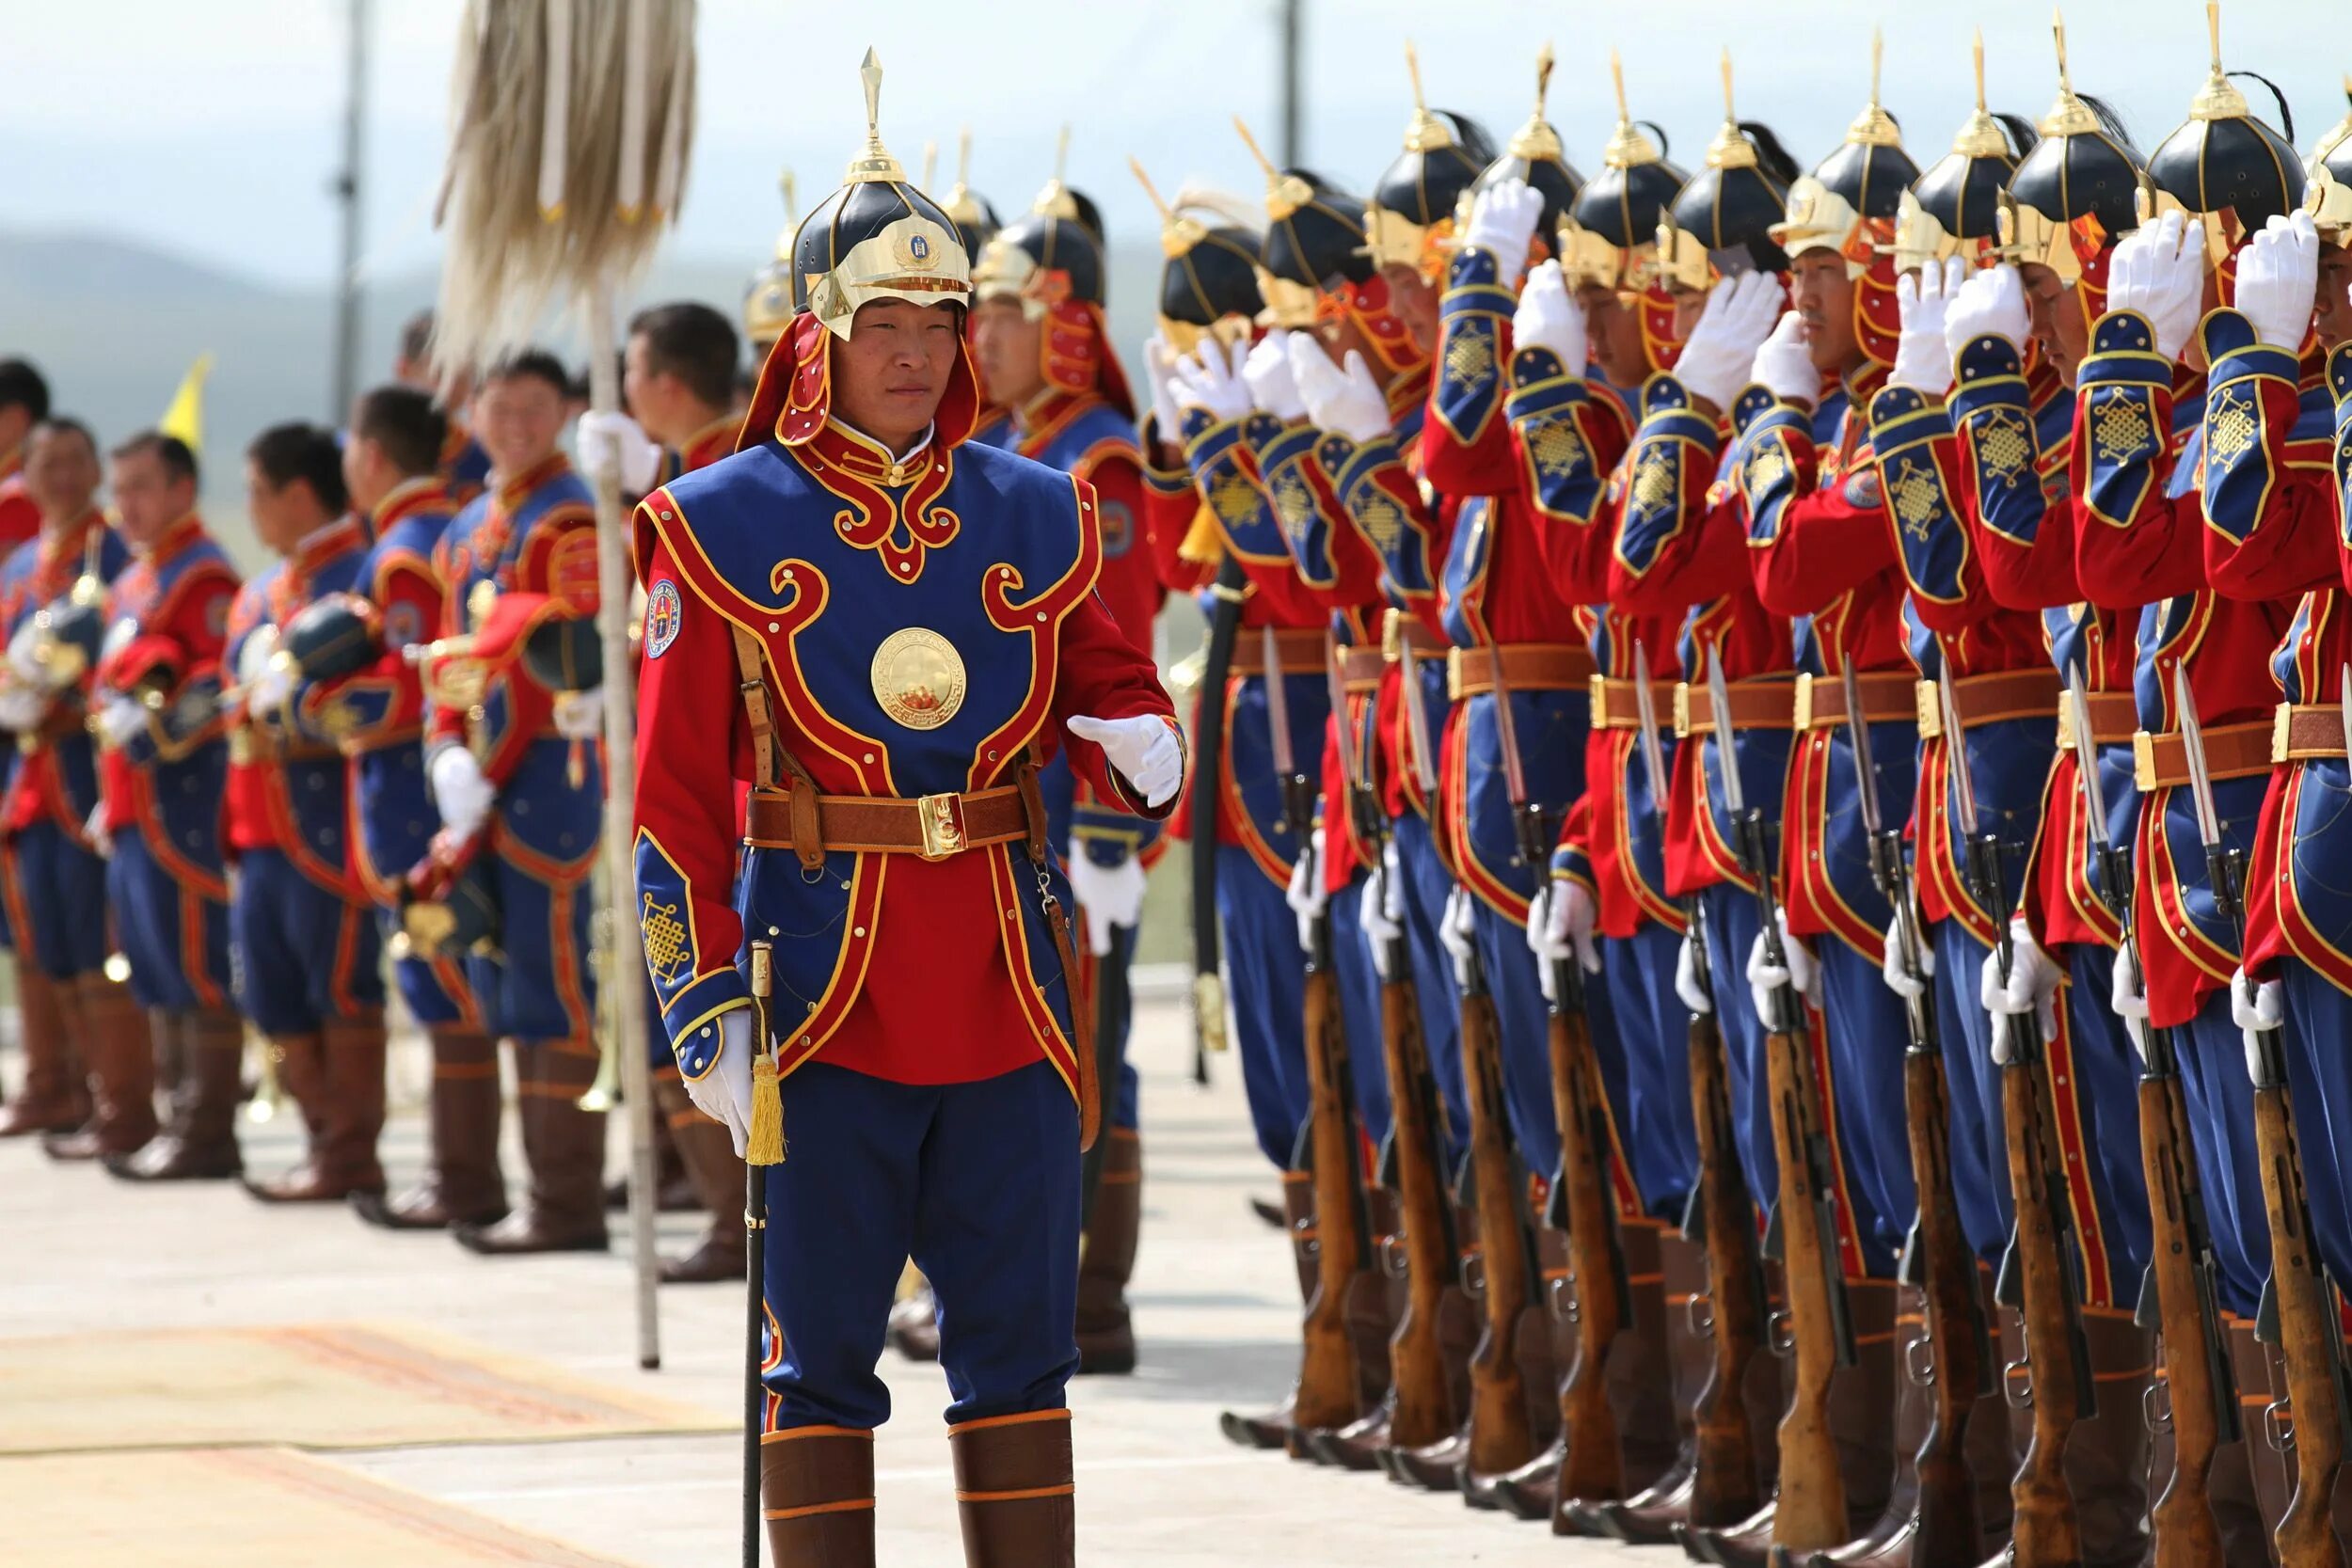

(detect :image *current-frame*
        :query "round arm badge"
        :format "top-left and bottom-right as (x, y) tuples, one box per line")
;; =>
(644, 579), (682, 658)
(870, 627), (965, 729)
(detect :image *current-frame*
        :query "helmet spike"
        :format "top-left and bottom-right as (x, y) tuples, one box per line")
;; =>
(1055, 123), (1071, 187)
(1234, 115), (1279, 182)
(1534, 42), (1555, 120)
(1973, 29), (1986, 113)
(2054, 8), (2072, 96)
(1600, 49), (1662, 169)
(1505, 44), (1565, 161)
(842, 48), (904, 183)
(1704, 48), (1757, 170)
(958, 127), (972, 189)
(1721, 47), (1736, 123)
(1234, 115), (1310, 220)
(1129, 156), (1172, 225)
(1032, 124), (1078, 219)
(2186, 0), (2249, 119)
(1406, 39), (1427, 116)
(1399, 40), (1453, 152)
(2042, 9), (2098, 135)
(920, 140), (937, 194)
(1610, 49), (1629, 129)
(1131, 155), (1208, 260)
(1845, 29), (1903, 147)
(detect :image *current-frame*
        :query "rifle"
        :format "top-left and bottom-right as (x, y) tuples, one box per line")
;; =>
(1492, 647), (1630, 1506)
(1341, 646), (1459, 1451)
(1637, 658), (1767, 1528)
(1184, 554), (1249, 1085)
(2181, 667), (2349, 1568)
(2069, 675), (2233, 1568)
(1267, 625), (1375, 1442)
(1705, 652), (1852, 1552)
(1843, 660), (1993, 1565)
(1941, 674), (2089, 1568)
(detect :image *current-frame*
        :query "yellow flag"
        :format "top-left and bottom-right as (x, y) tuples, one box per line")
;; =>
(159, 354), (214, 453)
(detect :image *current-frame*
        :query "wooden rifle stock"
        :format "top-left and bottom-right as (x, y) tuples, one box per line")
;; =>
(2249, 1068), (2348, 1568)
(1458, 981), (1538, 1474)
(1293, 844), (1375, 1436)
(1762, 1007), (1851, 1551)
(1547, 990), (1629, 1502)
(2139, 1054), (2232, 1567)
(1378, 960), (1459, 1448)
(1686, 998), (1768, 1526)
(1902, 1038), (1993, 1562)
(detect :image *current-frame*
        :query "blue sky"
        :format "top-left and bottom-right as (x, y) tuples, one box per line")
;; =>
(9, 0), (2343, 287)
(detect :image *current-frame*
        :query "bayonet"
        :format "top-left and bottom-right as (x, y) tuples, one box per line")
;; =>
(1705, 648), (1747, 818)
(1632, 642), (1667, 808)
(1264, 624), (1296, 784)
(1398, 640), (1440, 799)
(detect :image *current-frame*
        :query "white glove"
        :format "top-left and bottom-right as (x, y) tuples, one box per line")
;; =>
(429, 745), (496, 843)
(1242, 327), (1309, 420)
(551, 688), (604, 741)
(1285, 827), (1328, 954)
(682, 1008), (755, 1157)
(2108, 946), (2153, 1063)
(1945, 261), (2033, 360)
(1511, 260), (1588, 371)
(1981, 915), (2060, 1064)
(1881, 916), (1934, 1002)
(1528, 880), (1601, 1004)
(82, 802), (112, 860)
(2233, 210), (2320, 351)
(1746, 907), (1820, 1022)
(1141, 332), (1188, 446)
(1673, 271), (1785, 411)
(0, 687), (47, 733)
(5, 619), (47, 688)
(2232, 968), (2284, 1088)
(1462, 176), (1544, 285)
(1360, 840), (1406, 981)
(1066, 713), (1184, 808)
(1676, 930), (1713, 1016)
(1890, 257), (1965, 398)
(576, 409), (662, 496)
(2105, 210), (2205, 362)
(1169, 338), (1254, 424)
(1067, 846), (1148, 958)
(97, 695), (147, 748)
(1750, 312), (1821, 408)
(246, 663), (294, 721)
(1287, 337), (1391, 444)
(1440, 885), (1479, 990)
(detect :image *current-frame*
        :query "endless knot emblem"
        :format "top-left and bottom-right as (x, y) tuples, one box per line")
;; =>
(1891, 456), (1942, 544)
(1445, 327), (1496, 388)
(1629, 450), (1677, 512)
(2092, 397), (2155, 467)
(641, 894), (691, 988)
(1973, 408), (2033, 491)
(1209, 471), (1260, 527)
(1271, 472), (1315, 541)
(2205, 389), (2258, 467)
(1743, 442), (1789, 500)
(1358, 495), (1405, 552)
(1531, 420), (1588, 480)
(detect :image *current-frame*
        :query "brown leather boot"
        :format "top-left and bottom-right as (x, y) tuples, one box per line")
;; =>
(455, 1039), (608, 1254)
(109, 1007), (244, 1180)
(1580, 1227), (1722, 1541)
(1074, 1127), (1141, 1372)
(2066, 1308), (2153, 1568)
(655, 1073), (748, 1284)
(1787, 1281), (1936, 1567)
(148, 1005), (184, 1101)
(246, 1013), (387, 1200)
(1291, 1184), (1394, 1460)
(1219, 1170), (1316, 1449)
(948, 1409), (1073, 1568)
(0, 967), (87, 1136)
(760, 1425), (876, 1567)
(354, 1026), (507, 1229)
(43, 970), (158, 1160)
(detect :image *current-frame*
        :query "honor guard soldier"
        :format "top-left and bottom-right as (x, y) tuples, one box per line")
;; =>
(396, 312), (489, 506)
(0, 419), (137, 1155)
(939, 135), (1013, 451)
(87, 432), (246, 1182)
(288, 387), (506, 1234)
(629, 55), (1181, 1566)
(227, 424), (389, 1205)
(743, 170), (803, 377)
(0, 360), (52, 554)
(422, 349), (611, 1257)
(969, 162), (1165, 1373)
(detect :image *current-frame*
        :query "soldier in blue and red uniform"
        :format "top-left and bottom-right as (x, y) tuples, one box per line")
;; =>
(227, 423), (388, 1205)
(0, 360), (51, 555)
(970, 168), (1166, 1374)
(422, 350), (610, 1257)
(630, 64), (1181, 1565)
(87, 431), (245, 1183)
(397, 311), (489, 505)
(0, 418), (138, 1157)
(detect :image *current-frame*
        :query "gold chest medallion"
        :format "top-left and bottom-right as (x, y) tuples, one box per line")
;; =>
(870, 627), (967, 730)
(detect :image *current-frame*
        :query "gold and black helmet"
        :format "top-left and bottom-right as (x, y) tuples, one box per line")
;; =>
(741, 169), (800, 348)
(1561, 53), (1689, 292)
(1772, 34), (1920, 265)
(2307, 81), (2352, 245)
(1234, 118), (1378, 325)
(1364, 43), (1498, 275)
(936, 130), (1003, 261)
(2143, 5), (2306, 260)
(1895, 34), (2033, 271)
(1655, 53), (1799, 292)
(1466, 46), (1584, 261)
(974, 151), (1109, 314)
(1133, 160), (1263, 356)
(1999, 17), (2146, 281)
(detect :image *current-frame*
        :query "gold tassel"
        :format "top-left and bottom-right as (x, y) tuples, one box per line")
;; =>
(746, 1050), (786, 1165)
(1177, 502), (1223, 566)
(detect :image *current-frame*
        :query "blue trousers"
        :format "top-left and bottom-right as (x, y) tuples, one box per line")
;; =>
(1327, 874), (1391, 1147)
(2280, 959), (2352, 1291)
(1604, 926), (1698, 1216)
(1219, 856), (1308, 1169)
(1931, 919), (2012, 1264)
(4, 821), (107, 979)
(2063, 943), (2154, 1303)
(106, 827), (230, 1010)
(463, 852), (595, 1045)
(1816, 935), (1910, 1275)
(1470, 898), (1563, 1180)
(1699, 885), (1775, 1210)
(1391, 812), (1468, 1168)
(761, 1059), (1078, 1432)
(2174, 989), (2269, 1319)
(231, 848), (383, 1036)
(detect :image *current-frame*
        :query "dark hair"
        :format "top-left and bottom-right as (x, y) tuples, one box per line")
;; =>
(483, 348), (571, 398)
(247, 421), (349, 514)
(351, 385), (448, 479)
(1739, 121), (1804, 185)
(1993, 114), (2042, 160)
(31, 417), (97, 458)
(400, 310), (435, 366)
(109, 430), (199, 489)
(2229, 71), (2295, 145)
(628, 301), (740, 410)
(2077, 94), (2137, 150)
(0, 359), (53, 424)
(1431, 110), (1499, 166)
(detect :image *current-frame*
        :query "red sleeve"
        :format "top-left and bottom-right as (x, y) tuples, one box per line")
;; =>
(1079, 453), (1166, 648)
(1740, 404), (1900, 618)
(1050, 578), (1182, 820)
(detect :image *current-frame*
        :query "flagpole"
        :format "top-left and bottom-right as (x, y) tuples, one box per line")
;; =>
(331, 0), (370, 420)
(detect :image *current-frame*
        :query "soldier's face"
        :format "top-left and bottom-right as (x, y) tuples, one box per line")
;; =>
(2314, 248), (2352, 351)
(2021, 263), (2089, 385)
(969, 298), (1045, 409)
(1380, 263), (1440, 355)
(1577, 284), (1645, 389)
(470, 372), (567, 476)
(24, 424), (98, 520)
(1789, 251), (1861, 375)
(109, 449), (191, 546)
(831, 298), (961, 451)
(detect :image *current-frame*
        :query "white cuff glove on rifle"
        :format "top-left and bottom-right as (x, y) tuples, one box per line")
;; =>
(1066, 714), (1184, 808)
(1881, 913), (1934, 1001)
(2109, 949), (2153, 1063)
(1527, 880), (1600, 1004)
(1676, 929), (1713, 1016)
(1360, 838), (1406, 982)
(97, 695), (148, 749)
(1141, 332), (1188, 447)
(2232, 967), (2285, 1087)
(1981, 915), (2060, 1063)
(551, 688), (604, 741)
(1068, 846), (1147, 958)
(83, 802), (112, 860)
(429, 746), (496, 844)
(575, 409), (663, 496)
(1286, 828), (1328, 955)
(682, 1008), (755, 1157)
(1440, 885), (1480, 990)
(1746, 906), (1820, 1022)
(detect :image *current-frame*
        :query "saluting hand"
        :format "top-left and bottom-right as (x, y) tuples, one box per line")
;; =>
(1242, 327), (1310, 421)
(1168, 339), (1253, 424)
(1942, 261), (2030, 360)
(1888, 257), (1965, 399)
(1286, 336), (1391, 444)
(1461, 177), (1544, 288)
(1510, 260), (1587, 372)
(2233, 209), (2320, 351)
(1067, 713), (1184, 808)
(2104, 210), (2205, 363)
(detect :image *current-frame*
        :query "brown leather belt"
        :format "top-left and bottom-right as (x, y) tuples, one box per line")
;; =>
(2058, 689), (2138, 751)
(1380, 608), (1448, 662)
(2275, 704), (2348, 763)
(1338, 644), (1386, 695)
(1587, 675), (1644, 731)
(743, 784), (1030, 861)
(1793, 669), (1916, 731)
(1675, 676), (1796, 737)
(1448, 642), (1598, 700)
(16, 701), (87, 754)
(1232, 626), (1328, 678)
(1915, 669), (2061, 737)
(2134, 721), (2272, 791)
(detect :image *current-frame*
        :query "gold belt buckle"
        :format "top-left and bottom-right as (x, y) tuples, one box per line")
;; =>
(1791, 672), (1816, 732)
(915, 793), (965, 861)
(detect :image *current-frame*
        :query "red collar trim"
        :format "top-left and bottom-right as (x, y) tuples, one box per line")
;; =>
(496, 451), (573, 505)
(291, 514), (366, 578)
(373, 475), (451, 532)
(145, 513), (208, 564)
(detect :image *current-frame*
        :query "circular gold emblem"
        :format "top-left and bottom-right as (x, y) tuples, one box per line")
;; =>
(870, 627), (966, 731)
